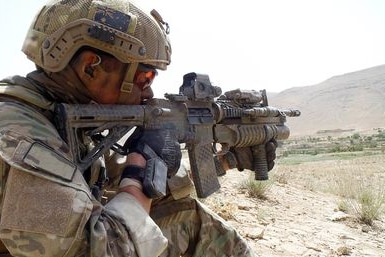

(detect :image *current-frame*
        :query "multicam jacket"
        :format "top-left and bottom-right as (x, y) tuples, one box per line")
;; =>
(0, 72), (167, 257)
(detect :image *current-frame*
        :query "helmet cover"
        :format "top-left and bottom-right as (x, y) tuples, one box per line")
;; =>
(22, 0), (172, 72)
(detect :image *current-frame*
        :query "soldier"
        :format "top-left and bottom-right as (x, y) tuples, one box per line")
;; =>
(0, 0), (175, 256)
(0, 0), (277, 256)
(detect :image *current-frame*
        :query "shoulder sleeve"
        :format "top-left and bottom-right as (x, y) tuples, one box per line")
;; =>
(0, 100), (70, 170)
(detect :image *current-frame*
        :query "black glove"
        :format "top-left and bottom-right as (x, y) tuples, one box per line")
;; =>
(127, 127), (182, 177)
(265, 139), (278, 171)
(230, 139), (278, 172)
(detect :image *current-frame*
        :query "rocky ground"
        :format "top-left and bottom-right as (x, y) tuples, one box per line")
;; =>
(201, 159), (385, 257)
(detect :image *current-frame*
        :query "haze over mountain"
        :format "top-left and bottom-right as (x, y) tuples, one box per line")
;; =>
(269, 64), (385, 136)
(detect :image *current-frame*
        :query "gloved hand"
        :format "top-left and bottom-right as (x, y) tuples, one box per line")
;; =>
(126, 127), (182, 177)
(225, 139), (278, 172)
(265, 139), (278, 171)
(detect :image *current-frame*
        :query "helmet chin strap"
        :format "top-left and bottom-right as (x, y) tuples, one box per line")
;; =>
(117, 62), (138, 104)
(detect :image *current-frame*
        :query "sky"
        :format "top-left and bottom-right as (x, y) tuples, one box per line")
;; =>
(1, 0), (385, 97)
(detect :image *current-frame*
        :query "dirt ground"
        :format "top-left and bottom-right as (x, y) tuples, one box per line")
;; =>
(201, 159), (385, 257)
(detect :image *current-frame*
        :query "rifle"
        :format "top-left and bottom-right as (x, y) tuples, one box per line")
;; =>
(54, 72), (300, 198)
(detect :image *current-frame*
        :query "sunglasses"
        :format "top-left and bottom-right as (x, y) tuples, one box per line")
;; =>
(134, 64), (158, 91)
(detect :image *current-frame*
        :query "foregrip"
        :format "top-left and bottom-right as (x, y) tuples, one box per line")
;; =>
(252, 144), (269, 180)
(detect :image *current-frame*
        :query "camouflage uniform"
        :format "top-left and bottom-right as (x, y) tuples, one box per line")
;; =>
(0, 73), (167, 257)
(150, 162), (257, 257)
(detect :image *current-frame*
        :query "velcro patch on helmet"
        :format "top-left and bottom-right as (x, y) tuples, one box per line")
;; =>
(89, 25), (116, 44)
(94, 6), (131, 33)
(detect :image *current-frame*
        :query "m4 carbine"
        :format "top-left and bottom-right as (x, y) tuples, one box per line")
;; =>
(54, 72), (300, 198)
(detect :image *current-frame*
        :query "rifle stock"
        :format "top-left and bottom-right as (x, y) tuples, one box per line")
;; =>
(54, 72), (300, 198)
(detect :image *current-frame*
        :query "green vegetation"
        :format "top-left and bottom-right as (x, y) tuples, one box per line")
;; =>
(279, 129), (385, 162)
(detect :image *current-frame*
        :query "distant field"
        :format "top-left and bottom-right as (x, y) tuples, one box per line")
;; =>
(278, 129), (385, 161)
(274, 152), (385, 192)
(275, 129), (385, 191)
(272, 130), (385, 224)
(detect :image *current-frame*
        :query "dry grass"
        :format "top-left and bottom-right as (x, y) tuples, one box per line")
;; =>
(239, 177), (273, 200)
(348, 189), (385, 225)
(274, 153), (385, 225)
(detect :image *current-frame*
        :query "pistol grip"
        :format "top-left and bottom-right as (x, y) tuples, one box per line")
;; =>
(187, 142), (220, 198)
(252, 144), (269, 180)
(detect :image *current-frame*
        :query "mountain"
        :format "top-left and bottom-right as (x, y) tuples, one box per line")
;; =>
(268, 64), (385, 136)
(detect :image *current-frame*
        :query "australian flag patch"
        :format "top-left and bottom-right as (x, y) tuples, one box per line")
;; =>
(94, 6), (131, 32)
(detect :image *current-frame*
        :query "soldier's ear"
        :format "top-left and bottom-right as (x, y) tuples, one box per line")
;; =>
(83, 52), (101, 79)
(73, 51), (100, 82)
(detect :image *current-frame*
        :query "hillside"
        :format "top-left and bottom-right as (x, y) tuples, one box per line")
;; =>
(269, 64), (385, 136)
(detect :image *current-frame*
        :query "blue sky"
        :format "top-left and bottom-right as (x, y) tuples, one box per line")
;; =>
(1, 0), (385, 96)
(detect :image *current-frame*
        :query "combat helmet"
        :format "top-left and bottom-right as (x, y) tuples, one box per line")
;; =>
(22, 0), (171, 73)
